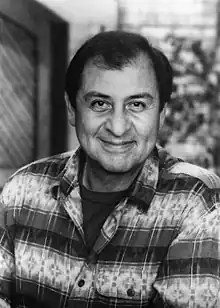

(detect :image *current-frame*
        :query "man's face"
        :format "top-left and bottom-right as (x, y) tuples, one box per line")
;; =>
(74, 54), (163, 173)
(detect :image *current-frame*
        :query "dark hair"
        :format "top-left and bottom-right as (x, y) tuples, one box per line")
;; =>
(65, 31), (173, 111)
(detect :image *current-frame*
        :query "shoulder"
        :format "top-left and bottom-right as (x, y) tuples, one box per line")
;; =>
(0, 150), (74, 209)
(12, 150), (74, 178)
(168, 161), (220, 189)
(156, 147), (220, 233)
(158, 146), (220, 189)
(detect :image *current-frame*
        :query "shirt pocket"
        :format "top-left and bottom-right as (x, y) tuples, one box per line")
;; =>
(95, 264), (153, 302)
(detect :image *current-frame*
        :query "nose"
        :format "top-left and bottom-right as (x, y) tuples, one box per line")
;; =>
(105, 111), (131, 137)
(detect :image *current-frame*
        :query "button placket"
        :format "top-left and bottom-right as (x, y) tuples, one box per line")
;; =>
(72, 261), (95, 296)
(94, 199), (128, 254)
(75, 263), (88, 289)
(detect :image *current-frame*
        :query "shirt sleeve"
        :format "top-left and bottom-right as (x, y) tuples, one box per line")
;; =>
(0, 197), (15, 308)
(152, 187), (220, 307)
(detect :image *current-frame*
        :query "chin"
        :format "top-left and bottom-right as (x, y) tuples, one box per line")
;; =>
(100, 161), (136, 174)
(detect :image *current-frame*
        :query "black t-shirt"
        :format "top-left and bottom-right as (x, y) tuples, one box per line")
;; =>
(80, 184), (128, 250)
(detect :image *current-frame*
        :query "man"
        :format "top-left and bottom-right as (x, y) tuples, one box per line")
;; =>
(0, 31), (220, 308)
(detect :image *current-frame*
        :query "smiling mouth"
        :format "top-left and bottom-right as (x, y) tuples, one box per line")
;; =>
(99, 139), (134, 152)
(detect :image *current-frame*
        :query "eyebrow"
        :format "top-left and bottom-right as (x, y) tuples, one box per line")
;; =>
(128, 93), (154, 100)
(83, 91), (111, 101)
(83, 91), (154, 101)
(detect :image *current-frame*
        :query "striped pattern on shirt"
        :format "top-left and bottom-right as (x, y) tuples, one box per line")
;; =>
(0, 146), (220, 307)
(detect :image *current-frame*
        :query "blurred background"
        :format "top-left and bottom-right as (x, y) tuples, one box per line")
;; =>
(1, 0), (220, 190)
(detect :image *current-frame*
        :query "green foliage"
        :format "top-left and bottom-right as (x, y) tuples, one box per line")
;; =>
(158, 35), (220, 175)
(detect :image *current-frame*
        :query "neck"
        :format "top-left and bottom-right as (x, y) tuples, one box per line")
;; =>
(82, 157), (141, 192)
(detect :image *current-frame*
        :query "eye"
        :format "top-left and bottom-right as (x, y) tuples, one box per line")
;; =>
(91, 100), (111, 112)
(127, 101), (147, 112)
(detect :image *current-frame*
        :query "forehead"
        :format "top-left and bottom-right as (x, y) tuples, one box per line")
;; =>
(79, 54), (158, 95)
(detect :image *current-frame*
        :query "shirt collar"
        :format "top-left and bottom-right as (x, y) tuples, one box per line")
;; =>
(58, 147), (160, 209)
(59, 147), (82, 197)
(128, 147), (160, 211)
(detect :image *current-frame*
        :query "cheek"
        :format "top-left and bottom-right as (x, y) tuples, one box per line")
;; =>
(134, 115), (160, 140)
(76, 110), (91, 130)
(75, 112), (103, 137)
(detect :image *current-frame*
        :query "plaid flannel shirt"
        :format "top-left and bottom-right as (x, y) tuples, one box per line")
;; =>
(0, 146), (220, 308)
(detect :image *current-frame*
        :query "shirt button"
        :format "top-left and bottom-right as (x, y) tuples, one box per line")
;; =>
(78, 279), (85, 287)
(127, 288), (135, 297)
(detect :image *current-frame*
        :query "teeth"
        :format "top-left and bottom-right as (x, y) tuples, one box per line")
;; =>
(100, 139), (133, 147)
(104, 141), (129, 145)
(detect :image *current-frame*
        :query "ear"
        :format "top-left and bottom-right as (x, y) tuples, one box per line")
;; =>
(65, 92), (75, 127)
(159, 103), (167, 130)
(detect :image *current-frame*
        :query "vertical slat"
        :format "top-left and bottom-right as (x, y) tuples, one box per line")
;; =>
(0, 15), (36, 168)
